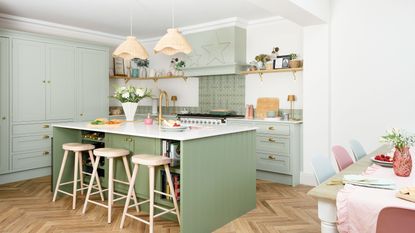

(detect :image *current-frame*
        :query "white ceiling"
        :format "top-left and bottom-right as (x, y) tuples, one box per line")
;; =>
(0, 0), (278, 38)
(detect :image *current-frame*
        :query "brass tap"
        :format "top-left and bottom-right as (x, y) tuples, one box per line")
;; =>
(158, 90), (169, 125)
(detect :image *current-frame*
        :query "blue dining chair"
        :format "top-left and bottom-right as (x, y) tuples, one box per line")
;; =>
(349, 139), (367, 161)
(311, 154), (336, 185)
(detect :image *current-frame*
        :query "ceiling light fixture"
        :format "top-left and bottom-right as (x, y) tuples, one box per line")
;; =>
(113, 7), (148, 60)
(154, 0), (192, 55)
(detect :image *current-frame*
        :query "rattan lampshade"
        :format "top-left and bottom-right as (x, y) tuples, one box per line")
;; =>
(154, 28), (192, 55)
(113, 36), (149, 60)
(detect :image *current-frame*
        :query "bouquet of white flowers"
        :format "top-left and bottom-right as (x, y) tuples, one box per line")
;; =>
(112, 86), (152, 103)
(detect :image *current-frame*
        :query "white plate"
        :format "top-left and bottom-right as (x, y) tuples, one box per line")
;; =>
(160, 126), (188, 132)
(371, 156), (393, 167)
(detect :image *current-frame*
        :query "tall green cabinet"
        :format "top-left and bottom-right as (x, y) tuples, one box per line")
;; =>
(0, 37), (10, 174)
(0, 29), (109, 184)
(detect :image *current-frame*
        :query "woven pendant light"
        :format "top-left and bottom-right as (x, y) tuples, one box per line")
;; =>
(113, 8), (148, 59)
(154, 0), (192, 55)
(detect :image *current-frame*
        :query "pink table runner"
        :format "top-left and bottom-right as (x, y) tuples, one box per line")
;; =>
(336, 164), (415, 233)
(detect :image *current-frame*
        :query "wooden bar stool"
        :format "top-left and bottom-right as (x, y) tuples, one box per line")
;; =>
(53, 143), (104, 209)
(120, 154), (181, 233)
(82, 148), (139, 223)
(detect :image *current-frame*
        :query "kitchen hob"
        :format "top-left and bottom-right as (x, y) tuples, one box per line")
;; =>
(177, 113), (244, 125)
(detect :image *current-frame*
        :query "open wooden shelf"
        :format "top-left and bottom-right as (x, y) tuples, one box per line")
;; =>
(110, 75), (188, 83)
(240, 67), (303, 80)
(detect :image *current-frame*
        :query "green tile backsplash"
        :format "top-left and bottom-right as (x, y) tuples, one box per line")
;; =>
(199, 74), (245, 114)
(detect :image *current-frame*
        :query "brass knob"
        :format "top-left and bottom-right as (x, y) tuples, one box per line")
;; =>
(268, 126), (275, 130)
(42, 124), (50, 128)
(43, 135), (50, 139)
(268, 138), (276, 142)
(80, 113), (84, 116)
(47, 80), (51, 84)
(43, 151), (50, 155)
(1, 117), (5, 120)
(268, 155), (276, 160)
(42, 80), (46, 83)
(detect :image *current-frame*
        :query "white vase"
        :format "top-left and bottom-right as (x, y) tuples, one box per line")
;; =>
(122, 102), (138, 121)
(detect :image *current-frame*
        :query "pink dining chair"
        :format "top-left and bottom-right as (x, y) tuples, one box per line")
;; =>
(332, 145), (354, 171)
(376, 207), (415, 233)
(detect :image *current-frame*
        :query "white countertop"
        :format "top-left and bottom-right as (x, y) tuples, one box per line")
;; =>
(53, 121), (257, 141)
(227, 118), (303, 124)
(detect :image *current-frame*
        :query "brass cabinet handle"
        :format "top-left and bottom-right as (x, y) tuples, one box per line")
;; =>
(1, 117), (5, 120)
(268, 126), (275, 130)
(42, 124), (50, 128)
(43, 151), (50, 155)
(47, 80), (51, 84)
(128, 138), (133, 142)
(80, 113), (84, 116)
(268, 138), (276, 142)
(42, 80), (46, 83)
(43, 135), (50, 139)
(268, 155), (277, 160)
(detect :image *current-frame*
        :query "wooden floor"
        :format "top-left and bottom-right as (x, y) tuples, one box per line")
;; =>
(0, 177), (320, 233)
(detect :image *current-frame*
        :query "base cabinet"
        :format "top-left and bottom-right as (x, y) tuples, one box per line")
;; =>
(228, 119), (302, 186)
(0, 30), (109, 183)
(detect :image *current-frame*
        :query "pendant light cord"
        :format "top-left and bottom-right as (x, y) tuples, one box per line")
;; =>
(130, 7), (133, 36)
(171, 0), (175, 28)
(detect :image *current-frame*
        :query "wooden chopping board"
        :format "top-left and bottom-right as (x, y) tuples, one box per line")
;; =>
(256, 97), (279, 119)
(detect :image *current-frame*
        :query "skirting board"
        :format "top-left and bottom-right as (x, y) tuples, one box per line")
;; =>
(0, 167), (51, 185)
(300, 172), (317, 186)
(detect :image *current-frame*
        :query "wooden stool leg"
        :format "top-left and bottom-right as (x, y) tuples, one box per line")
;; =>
(72, 152), (79, 209)
(165, 165), (181, 225)
(120, 164), (139, 229)
(108, 158), (114, 224)
(53, 150), (68, 202)
(149, 166), (155, 233)
(82, 155), (100, 214)
(88, 150), (104, 201)
(122, 156), (140, 212)
(79, 153), (84, 195)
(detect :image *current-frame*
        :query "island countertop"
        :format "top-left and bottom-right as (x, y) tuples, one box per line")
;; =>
(53, 121), (257, 141)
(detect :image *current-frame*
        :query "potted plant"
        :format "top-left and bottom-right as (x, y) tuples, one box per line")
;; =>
(255, 54), (271, 70)
(381, 128), (415, 177)
(171, 58), (186, 76)
(288, 53), (302, 68)
(112, 86), (152, 121)
(131, 58), (149, 78)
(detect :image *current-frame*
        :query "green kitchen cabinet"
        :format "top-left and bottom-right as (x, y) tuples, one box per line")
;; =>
(76, 48), (109, 121)
(12, 38), (46, 122)
(46, 44), (76, 120)
(0, 37), (10, 174)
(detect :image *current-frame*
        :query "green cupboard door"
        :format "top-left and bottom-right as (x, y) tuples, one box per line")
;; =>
(0, 37), (10, 174)
(45, 44), (75, 120)
(12, 39), (46, 122)
(76, 48), (108, 121)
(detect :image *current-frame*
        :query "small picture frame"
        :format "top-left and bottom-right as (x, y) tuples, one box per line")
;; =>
(277, 55), (291, 68)
(113, 57), (126, 76)
(273, 58), (283, 69)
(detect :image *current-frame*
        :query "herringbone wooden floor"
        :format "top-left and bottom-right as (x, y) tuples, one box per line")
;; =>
(0, 177), (319, 233)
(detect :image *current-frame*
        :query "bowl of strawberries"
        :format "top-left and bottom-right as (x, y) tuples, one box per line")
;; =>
(371, 154), (393, 167)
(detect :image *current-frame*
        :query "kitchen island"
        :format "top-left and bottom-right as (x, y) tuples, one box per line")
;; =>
(52, 122), (257, 233)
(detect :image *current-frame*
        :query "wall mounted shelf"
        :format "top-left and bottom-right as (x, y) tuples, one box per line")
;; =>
(110, 75), (188, 83)
(240, 67), (303, 81)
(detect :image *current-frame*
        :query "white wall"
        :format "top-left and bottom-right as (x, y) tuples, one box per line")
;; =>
(302, 24), (330, 185)
(245, 19), (303, 110)
(330, 0), (415, 153)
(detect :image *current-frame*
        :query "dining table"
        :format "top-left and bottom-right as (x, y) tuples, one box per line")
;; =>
(308, 145), (415, 233)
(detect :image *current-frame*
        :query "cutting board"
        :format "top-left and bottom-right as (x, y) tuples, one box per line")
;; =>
(256, 98), (279, 119)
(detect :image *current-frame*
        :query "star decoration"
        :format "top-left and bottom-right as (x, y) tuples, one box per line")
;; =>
(202, 33), (231, 65)
(186, 50), (202, 67)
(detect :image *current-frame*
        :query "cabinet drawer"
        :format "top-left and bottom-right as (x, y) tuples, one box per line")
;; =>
(13, 151), (51, 171)
(256, 135), (290, 154)
(12, 134), (51, 153)
(13, 123), (52, 136)
(256, 123), (290, 136)
(256, 152), (291, 174)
